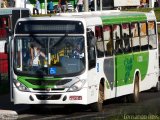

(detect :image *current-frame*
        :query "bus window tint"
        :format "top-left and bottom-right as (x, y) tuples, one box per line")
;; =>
(95, 26), (104, 58)
(131, 23), (140, 52)
(113, 25), (123, 54)
(122, 24), (131, 53)
(103, 25), (113, 56)
(148, 21), (157, 49)
(140, 22), (148, 50)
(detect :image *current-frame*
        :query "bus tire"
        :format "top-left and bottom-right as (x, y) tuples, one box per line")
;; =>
(129, 75), (139, 103)
(90, 84), (104, 112)
(154, 80), (160, 92)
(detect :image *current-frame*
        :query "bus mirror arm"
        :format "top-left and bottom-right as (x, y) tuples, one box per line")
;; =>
(5, 28), (12, 54)
(89, 37), (96, 47)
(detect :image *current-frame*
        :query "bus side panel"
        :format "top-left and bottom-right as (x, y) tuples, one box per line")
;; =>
(140, 50), (159, 91)
(116, 52), (149, 97)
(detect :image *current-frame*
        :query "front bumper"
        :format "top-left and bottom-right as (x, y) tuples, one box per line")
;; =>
(13, 87), (88, 105)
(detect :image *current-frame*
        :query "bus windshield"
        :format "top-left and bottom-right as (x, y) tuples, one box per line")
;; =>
(14, 36), (85, 77)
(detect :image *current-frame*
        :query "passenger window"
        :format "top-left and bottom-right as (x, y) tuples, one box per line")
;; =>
(131, 23), (139, 37)
(140, 22), (147, 36)
(148, 21), (157, 49)
(148, 21), (155, 35)
(113, 25), (123, 54)
(131, 23), (140, 52)
(140, 22), (148, 50)
(95, 26), (104, 58)
(103, 25), (113, 56)
(122, 24), (131, 53)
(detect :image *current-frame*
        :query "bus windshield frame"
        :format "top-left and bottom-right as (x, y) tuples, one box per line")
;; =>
(13, 35), (86, 77)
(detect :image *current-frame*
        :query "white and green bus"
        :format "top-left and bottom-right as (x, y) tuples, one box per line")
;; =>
(10, 10), (159, 111)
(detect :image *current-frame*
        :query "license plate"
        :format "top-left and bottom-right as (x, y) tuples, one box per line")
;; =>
(69, 96), (82, 100)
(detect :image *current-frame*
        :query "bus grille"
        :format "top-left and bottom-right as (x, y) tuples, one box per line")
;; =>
(33, 88), (65, 91)
(26, 79), (72, 86)
(36, 95), (61, 100)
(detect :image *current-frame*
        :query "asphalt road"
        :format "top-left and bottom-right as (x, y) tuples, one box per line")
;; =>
(17, 90), (160, 120)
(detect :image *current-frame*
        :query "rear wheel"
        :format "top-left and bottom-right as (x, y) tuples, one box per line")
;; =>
(90, 84), (104, 112)
(129, 75), (139, 103)
(154, 80), (160, 92)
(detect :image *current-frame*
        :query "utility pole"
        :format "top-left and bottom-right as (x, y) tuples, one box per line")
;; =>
(0, 0), (1, 8)
(94, 0), (97, 11)
(45, 0), (47, 14)
(24, 0), (26, 8)
(84, 0), (89, 12)
(100, 0), (102, 11)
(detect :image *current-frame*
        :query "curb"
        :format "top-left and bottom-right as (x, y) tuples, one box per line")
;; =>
(0, 110), (18, 120)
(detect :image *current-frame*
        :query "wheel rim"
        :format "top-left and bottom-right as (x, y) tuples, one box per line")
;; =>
(134, 76), (139, 102)
(99, 89), (103, 103)
(135, 82), (139, 99)
(99, 84), (104, 103)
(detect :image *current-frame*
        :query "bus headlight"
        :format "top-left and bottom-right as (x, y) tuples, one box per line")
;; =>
(13, 79), (30, 92)
(67, 79), (86, 92)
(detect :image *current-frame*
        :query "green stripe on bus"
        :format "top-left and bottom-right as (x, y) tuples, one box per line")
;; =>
(17, 76), (62, 88)
(115, 51), (149, 87)
(101, 13), (147, 25)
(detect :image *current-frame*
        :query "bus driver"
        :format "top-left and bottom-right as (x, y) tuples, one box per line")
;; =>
(72, 43), (84, 58)
(29, 43), (46, 69)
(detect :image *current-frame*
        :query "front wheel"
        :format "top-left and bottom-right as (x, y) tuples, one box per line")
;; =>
(90, 84), (104, 112)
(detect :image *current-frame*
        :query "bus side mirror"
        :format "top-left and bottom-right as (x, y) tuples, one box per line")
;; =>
(6, 28), (12, 36)
(4, 28), (12, 54)
(4, 42), (8, 54)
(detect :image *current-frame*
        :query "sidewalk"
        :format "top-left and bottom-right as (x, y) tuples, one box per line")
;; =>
(0, 94), (29, 119)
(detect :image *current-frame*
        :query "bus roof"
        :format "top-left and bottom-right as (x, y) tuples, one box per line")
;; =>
(56, 10), (156, 23)
(17, 10), (156, 26)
